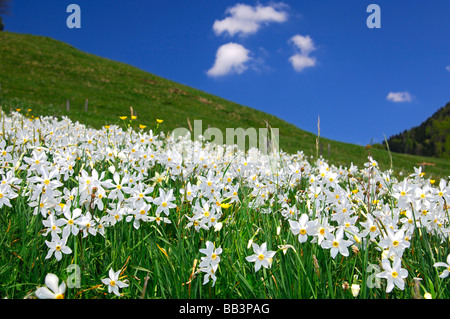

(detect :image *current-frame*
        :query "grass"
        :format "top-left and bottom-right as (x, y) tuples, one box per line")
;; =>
(0, 111), (449, 300)
(0, 31), (449, 179)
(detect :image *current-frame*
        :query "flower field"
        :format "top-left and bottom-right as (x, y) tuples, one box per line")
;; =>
(0, 110), (449, 299)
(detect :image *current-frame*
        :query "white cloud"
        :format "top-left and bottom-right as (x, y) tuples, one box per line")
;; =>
(289, 54), (316, 72)
(213, 3), (288, 37)
(446, 66), (450, 72)
(207, 43), (251, 77)
(290, 34), (315, 56)
(386, 91), (412, 103)
(288, 34), (317, 72)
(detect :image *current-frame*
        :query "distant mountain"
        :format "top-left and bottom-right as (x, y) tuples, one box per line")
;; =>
(384, 102), (450, 159)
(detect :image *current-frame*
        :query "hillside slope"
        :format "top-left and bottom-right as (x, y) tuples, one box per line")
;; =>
(0, 31), (449, 177)
(385, 103), (450, 159)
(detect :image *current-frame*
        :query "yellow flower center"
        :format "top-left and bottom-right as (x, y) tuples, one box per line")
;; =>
(212, 254), (217, 260)
(392, 271), (398, 278)
(370, 225), (377, 232)
(44, 179), (50, 185)
(162, 202), (167, 207)
(393, 240), (399, 247)
(110, 280), (116, 286)
(300, 229), (307, 235)
(68, 219), (74, 225)
(55, 245), (61, 251)
(55, 294), (64, 299)
(332, 241), (339, 248)
(258, 254), (265, 260)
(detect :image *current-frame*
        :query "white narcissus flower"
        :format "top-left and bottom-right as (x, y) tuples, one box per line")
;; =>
(376, 257), (408, 293)
(35, 273), (66, 299)
(101, 268), (129, 297)
(245, 242), (276, 272)
(433, 254), (450, 279)
(321, 228), (353, 259)
(152, 188), (176, 216)
(45, 234), (72, 261)
(199, 241), (222, 268)
(201, 263), (219, 287)
(379, 228), (410, 258)
(288, 213), (312, 243)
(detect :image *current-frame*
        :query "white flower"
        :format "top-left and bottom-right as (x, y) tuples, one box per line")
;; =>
(35, 273), (66, 299)
(200, 263), (219, 287)
(199, 241), (222, 268)
(45, 234), (72, 261)
(288, 213), (314, 243)
(152, 188), (176, 216)
(351, 284), (360, 297)
(433, 254), (450, 279)
(379, 228), (410, 258)
(101, 268), (129, 297)
(376, 257), (408, 293)
(245, 242), (276, 272)
(321, 228), (353, 258)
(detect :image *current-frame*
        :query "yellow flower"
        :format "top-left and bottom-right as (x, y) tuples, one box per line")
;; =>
(104, 125), (110, 129)
(220, 203), (232, 209)
(156, 119), (164, 124)
(16, 108), (21, 112)
(139, 124), (147, 129)
(119, 116), (127, 120)
(131, 115), (137, 120)
(430, 179), (435, 184)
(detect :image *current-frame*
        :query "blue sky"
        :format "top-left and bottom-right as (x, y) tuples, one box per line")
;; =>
(3, 0), (450, 146)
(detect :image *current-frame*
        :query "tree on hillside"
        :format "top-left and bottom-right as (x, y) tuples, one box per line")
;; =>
(0, 0), (11, 31)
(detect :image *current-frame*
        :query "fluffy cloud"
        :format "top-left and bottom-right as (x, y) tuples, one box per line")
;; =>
(446, 66), (450, 72)
(288, 34), (317, 72)
(289, 54), (316, 72)
(207, 43), (251, 77)
(213, 3), (288, 37)
(386, 91), (412, 103)
(290, 34), (315, 56)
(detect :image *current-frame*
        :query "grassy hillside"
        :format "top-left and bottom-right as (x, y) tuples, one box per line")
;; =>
(0, 31), (449, 178)
(384, 102), (450, 159)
